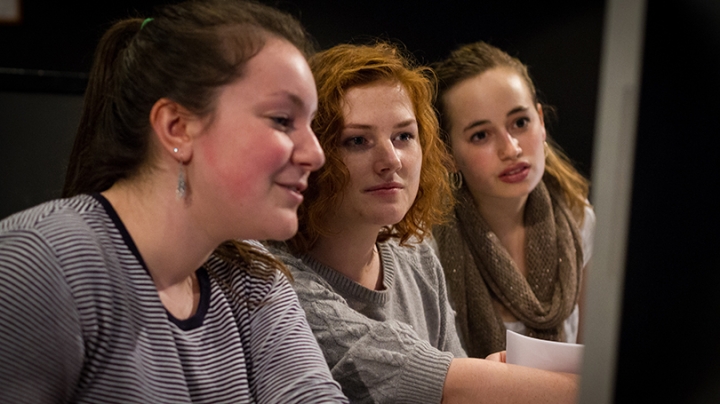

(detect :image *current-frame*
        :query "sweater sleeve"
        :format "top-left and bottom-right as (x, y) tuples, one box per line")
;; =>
(246, 270), (349, 404)
(284, 257), (454, 404)
(0, 230), (84, 404)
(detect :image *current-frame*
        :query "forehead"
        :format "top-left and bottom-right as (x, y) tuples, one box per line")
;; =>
(223, 37), (316, 105)
(447, 68), (532, 107)
(443, 68), (534, 129)
(341, 82), (415, 121)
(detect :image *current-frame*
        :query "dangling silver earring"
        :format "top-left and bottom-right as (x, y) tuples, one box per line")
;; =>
(450, 171), (463, 190)
(173, 148), (187, 200)
(176, 163), (187, 200)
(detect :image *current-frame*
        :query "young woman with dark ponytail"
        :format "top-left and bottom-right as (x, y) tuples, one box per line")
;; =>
(0, 1), (347, 402)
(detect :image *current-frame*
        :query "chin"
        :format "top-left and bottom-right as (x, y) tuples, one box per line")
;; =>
(243, 211), (297, 241)
(268, 214), (299, 241)
(373, 210), (408, 227)
(266, 222), (299, 241)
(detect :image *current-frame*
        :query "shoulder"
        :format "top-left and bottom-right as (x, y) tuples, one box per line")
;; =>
(265, 243), (347, 305)
(1, 195), (105, 238)
(265, 243), (316, 283)
(382, 238), (445, 288)
(385, 237), (441, 268)
(581, 203), (596, 233)
(580, 204), (596, 264)
(207, 247), (294, 303)
(266, 242), (307, 272)
(0, 195), (113, 277)
(265, 243), (323, 282)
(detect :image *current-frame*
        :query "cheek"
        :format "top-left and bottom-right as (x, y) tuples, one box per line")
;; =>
(242, 137), (295, 185)
(197, 135), (244, 187)
(197, 128), (290, 194)
(520, 134), (546, 162)
(406, 146), (423, 185)
(454, 146), (494, 181)
(341, 154), (364, 188)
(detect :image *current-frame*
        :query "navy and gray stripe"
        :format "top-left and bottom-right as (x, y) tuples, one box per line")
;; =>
(0, 194), (347, 403)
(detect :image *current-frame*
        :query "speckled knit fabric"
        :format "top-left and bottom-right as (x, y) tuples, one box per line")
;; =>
(434, 180), (583, 358)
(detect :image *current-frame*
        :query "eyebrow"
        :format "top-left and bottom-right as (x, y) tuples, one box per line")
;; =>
(271, 91), (307, 109)
(462, 106), (529, 133)
(287, 93), (305, 108)
(344, 118), (417, 130)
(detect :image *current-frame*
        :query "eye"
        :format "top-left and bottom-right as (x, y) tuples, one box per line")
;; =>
(470, 130), (488, 142)
(271, 116), (294, 131)
(394, 132), (415, 142)
(343, 136), (368, 148)
(514, 117), (530, 129)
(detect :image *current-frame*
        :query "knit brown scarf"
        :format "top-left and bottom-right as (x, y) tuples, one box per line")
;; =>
(434, 180), (583, 358)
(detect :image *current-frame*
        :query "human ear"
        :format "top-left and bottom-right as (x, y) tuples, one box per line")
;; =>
(149, 98), (201, 163)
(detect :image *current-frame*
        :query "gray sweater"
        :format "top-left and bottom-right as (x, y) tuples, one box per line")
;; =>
(271, 239), (466, 404)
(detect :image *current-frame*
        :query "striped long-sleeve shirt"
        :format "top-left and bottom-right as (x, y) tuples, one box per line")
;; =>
(0, 194), (348, 404)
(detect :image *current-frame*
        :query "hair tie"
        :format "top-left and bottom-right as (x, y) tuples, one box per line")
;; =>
(141, 18), (154, 30)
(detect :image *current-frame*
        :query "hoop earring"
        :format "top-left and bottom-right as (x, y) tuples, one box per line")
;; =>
(173, 147), (187, 200)
(450, 171), (463, 190)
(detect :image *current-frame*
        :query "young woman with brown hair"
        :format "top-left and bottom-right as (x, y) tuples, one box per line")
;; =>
(433, 41), (595, 359)
(0, 1), (347, 402)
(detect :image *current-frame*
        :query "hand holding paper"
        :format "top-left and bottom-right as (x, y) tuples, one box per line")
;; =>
(505, 330), (584, 374)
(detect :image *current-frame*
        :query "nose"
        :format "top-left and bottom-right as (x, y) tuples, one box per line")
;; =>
(374, 139), (402, 175)
(498, 131), (522, 160)
(292, 125), (325, 171)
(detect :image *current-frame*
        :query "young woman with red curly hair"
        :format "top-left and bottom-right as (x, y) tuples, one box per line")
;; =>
(269, 42), (578, 404)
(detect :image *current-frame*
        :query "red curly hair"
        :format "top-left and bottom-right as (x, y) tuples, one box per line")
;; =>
(288, 42), (453, 253)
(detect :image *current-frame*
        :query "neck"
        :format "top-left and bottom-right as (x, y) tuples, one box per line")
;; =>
(309, 224), (383, 290)
(102, 176), (216, 290)
(471, 191), (529, 276)
(473, 192), (528, 237)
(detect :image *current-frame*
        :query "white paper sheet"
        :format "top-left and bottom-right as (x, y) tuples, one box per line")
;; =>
(505, 330), (584, 374)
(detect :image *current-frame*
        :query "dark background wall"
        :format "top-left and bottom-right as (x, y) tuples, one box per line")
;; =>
(0, 0), (604, 219)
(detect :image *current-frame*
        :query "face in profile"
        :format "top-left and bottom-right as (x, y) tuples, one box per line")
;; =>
(443, 67), (546, 203)
(329, 81), (422, 230)
(190, 37), (324, 242)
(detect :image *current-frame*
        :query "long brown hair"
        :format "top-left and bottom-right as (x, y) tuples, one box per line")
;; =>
(288, 42), (453, 253)
(434, 41), (590, 223)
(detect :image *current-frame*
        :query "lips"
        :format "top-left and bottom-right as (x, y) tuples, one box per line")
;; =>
(499, 162), (530, 183)
(277, 182), (307, 193)
(364, 182), (403, 192)
(275, 181), (306, 206)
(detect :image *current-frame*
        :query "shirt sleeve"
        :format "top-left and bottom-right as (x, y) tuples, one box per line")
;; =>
(286, 258), (454, 404)
(581, 204), (596, 268)
(0, 230), (84, 403)
(246, 270), (349, 404)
